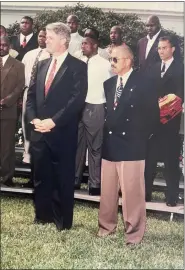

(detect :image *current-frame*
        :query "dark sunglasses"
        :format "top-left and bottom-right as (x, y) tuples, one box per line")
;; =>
(109, 57), (127, 63)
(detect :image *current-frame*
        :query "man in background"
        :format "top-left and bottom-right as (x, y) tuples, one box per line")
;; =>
(144, 36), (184, 206)
(75, 36), (112, 195)
(137, 15), (181, 72)
(66, 14), (83, 56)
(11, 16), (38, 61)
(105, 26), (126, 57)
(22, 28), (50, 164)
(74, 27), (109, 61)
(0, 25), (18, 58)
(0, 36), (25, 187)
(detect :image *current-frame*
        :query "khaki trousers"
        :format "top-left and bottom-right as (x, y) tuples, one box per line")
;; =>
(98, 159), (146, 244)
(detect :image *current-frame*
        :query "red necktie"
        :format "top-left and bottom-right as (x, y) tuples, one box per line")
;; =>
(21, 36), (27, 48)
(45, 59), (57, 96)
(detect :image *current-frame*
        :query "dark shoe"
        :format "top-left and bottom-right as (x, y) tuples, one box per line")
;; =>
(166, 201), (177, 207)
(89, 187), (100, 196)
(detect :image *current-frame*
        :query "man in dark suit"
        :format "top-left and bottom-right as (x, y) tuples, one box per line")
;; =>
(137, 15), (181, 72)
(10, 16), (38, 61)
(145, 36), (184, 206)
(26, 22), (87, 230)
(0, 36), (25, 186)
(97, 45), (159, 245)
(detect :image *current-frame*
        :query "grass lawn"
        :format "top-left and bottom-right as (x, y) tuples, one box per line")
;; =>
(1, 195), (184, 269)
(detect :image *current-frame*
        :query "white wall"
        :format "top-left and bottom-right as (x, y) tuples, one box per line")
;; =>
(1, 1), (184, 35)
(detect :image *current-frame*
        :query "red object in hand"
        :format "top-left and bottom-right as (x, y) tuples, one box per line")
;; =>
(159, 94), (182, 124)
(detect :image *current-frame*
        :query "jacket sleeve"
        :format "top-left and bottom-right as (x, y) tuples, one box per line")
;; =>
(2, 62), (25, 107)
(52, 62), (88, 127)
(26, 62), (39, 123)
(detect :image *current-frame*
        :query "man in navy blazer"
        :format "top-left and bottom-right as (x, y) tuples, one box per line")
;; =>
(137, 15), (181, 72)
(26, 22), (87, 230)
(10, 16), (38, 61)
(98, 45), (159, 245)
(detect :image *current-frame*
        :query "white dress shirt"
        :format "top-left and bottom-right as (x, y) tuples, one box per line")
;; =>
(45, 50), (68, 83)
(116, 68), (133, 89)
(2, 54), (9, 66)
(20, 32), (33, 44)
(145, 29), (161, 59)
(85, 54), (112, 104)
(161, 57), (174, 77)
(68, 32), (83, 56)
(22, 47), (50, 87)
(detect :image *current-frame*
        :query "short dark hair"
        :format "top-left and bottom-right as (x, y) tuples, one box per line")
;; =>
(159, 36), (176, 47)
(0, 25), (6, 33)
(38, 27), (46, 32)
(21, 16), (33, 24)
(83, 27), (99, 40)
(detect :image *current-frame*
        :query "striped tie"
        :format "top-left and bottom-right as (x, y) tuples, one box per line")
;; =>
(114, 77), (124, 109)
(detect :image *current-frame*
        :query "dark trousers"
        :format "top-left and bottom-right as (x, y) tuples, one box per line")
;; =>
(75, 103), (105, 188)
(145, 133), (181, 202)
(0, 119), (16, 183)
(30, 135), (77, 230)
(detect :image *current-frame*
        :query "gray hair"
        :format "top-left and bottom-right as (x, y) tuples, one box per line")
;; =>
(46, 22), (71, 46)
(0, 36), (10, 45)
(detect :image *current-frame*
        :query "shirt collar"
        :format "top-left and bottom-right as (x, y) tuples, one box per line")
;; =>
(53, 50), (68, 62)
(162, 56), (174, 66)
(2, 54), (9, 66)
(71, 32), (79, 38)
(119, 68), (133, 80)
(20, 32), (33, 40)
(88, 53), (99, 63)
(147, 29), (161, 41)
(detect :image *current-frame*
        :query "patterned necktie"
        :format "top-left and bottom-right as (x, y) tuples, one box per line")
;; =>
(45, 59), (57, 96)
(29, 49), (43, 87)
(161, 63), (166, 73)
(161, 63), (166, 78)
(114, 77), (124, 109)
(0, 57), (3, 71)
(21, 36), (27, 48)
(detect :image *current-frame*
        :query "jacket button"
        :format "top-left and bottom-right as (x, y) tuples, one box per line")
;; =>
(126, 119), (129, 121)
(109, 131), (112, 134)
(131, 105), (134, 108)
(122, 132), (126, 135)
(105, 119), (106, 122)
(130, 89), (133, 92)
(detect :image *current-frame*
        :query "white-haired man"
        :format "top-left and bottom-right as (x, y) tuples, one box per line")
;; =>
(98, 45), (159, 245)
(26, 22), (87, 231)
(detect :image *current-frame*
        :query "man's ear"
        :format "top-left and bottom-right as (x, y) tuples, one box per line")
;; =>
(172, 46), (175, 54)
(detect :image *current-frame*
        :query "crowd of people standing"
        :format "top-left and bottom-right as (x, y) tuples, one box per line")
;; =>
(0, 13), (184, 246)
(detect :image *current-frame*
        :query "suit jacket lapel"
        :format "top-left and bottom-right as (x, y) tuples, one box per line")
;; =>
(106, 76), (117, 111)
(141, 37), (148, 62)
(116, 71), (136, 111)
(38, 58), (52, 104)
(161, 60), (175, 83)
(1, 56), (14, 85)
